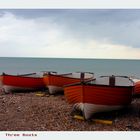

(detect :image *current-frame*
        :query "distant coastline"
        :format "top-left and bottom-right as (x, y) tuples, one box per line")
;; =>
(0, 56), (140, 61)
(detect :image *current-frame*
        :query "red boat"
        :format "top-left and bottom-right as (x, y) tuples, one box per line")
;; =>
(64, 75), (134, 119)
(43, 72), (94, 94)
(135, 81), (140, 95)
(130, 78), (140, 95)
(0, 73), (46, 93)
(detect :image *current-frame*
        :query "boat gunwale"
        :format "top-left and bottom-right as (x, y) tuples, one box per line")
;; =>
(1, 73), (43, 79)
(43, 72), (94, 80)
(64, 80), (134, 89)
(64, 82), (134, 88)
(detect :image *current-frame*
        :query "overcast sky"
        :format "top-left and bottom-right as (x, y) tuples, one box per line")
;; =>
(0, 9), (140, 59)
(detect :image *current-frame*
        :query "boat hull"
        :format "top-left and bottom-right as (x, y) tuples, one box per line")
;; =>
(130, 78), (140, 95)
(64, 84), (133, 119)
(74, 103), (122, 120)
(43, 73), (94, 94)
(3, 85), (39, 93)
(47, 85), (63, 94)
(1, 73), (46, 93)
(134, 81), (140, 95)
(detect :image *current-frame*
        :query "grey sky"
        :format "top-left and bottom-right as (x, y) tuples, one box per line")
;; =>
(0, 9), (140, 58)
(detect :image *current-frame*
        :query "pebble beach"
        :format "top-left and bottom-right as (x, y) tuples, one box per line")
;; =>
(0, 91), (140, 131)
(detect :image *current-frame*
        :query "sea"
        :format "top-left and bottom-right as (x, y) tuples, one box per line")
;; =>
(0, 57), (140, 78)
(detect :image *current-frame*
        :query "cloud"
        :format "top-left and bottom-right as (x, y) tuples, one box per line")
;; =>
(0, 11), (140, 59)
(40, 39), (140, 59)
(0, 12), (64, 56)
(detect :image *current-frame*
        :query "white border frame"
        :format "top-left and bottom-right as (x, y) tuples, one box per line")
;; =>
(0, 0), (140, 9)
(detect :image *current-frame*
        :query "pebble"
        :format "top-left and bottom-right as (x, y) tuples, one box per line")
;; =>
(0, 92), (140, 131)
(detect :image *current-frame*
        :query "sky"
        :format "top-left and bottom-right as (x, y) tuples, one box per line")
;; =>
(0, 9), (140, 59)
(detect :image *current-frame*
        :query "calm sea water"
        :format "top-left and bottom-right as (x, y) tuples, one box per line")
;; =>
(0, 57), (140, 78)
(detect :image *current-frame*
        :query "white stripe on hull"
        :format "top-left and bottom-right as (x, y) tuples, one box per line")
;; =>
(3, 85), (36, 93)
(48, 85), (63, 94)
(74, 103), (123, 120)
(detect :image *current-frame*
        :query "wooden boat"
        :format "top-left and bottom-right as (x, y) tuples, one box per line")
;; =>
(130, 77), (140, 95)
(134, 81), (140, 95)
(43, 72), (94, 94)
(64, 75), (134, 120)
(0, 73), (46, 93)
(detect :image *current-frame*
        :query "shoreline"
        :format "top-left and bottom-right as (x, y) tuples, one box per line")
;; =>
(0, 92), (140, 131)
